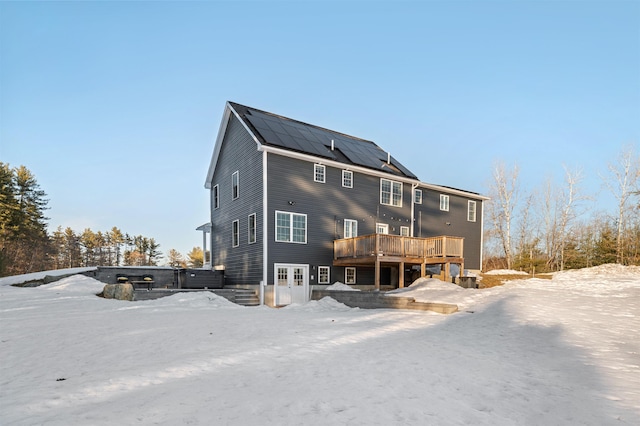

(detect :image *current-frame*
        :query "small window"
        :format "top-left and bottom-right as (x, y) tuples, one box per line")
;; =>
(232, 171), (239, 200)
(248, 213), (257, 244)
(342, 170), (353, 188)
(400, 226), (409, 236)
(318, 266), (330, 284)
(414, 189), (422, 204)
(314, 164), (326, 183)
(275, 211), (307, 243)
(232, 220), (239, 247)
(344, 219), (358, 238)
(213, 184), (219, 209)
(380, 178), (402, 207)
(440, 194), (449, 211)
(468, 201), (477, 222)
(345, 267), (356, 284)
(376, 223), (389, 234)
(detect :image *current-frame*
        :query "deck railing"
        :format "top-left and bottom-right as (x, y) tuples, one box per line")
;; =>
(334, 234), (464, 260)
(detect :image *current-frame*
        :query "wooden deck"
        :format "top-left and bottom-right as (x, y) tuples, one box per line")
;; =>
(333, 234), (464, 289)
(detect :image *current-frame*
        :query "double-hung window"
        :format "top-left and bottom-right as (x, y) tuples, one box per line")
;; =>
(275, 211), (307, 243)
(467, 201), (477, 222)
(314, 164), (326, 183)
(380, 178), (402, 207)
(440, 194), (450, 211)
(344, 219), (358, 238)
(400, 226), (410, 236)
(248, 213), (257, 243)
(318, 266), (330, 284)
(342, 170), (353, 188)
(345, 267), (356, 284)
(213, 184), (219, 209)
(414, 189), (422, 204)
(232, 171), (239, 200)
(232, 220), (239, 247)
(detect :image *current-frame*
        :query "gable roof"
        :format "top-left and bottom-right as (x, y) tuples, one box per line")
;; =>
(228, 102), (418, 179)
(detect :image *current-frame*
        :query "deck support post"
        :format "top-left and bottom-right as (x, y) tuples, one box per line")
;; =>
(421, 262), (425, 278)
(375, 257), (381, 291)
(399, 261), (405, 288)
(444, 262), (451, 282)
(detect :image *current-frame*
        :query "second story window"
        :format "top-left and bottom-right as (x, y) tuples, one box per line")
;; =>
(400, 226), (409, 236)
(440, 194), (450, 211)
(276, 211), (307, 244)
(342, 170), (353, 188)
(314, 164), (326, 183)
(232, 171), (239, 200)
(344, 219), (358, 238)
(232, 220), (239, 247)
(380, 178), (402, 207)
(248, 213), (257, 243)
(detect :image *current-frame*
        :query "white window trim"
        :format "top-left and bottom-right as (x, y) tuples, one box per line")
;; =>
(414, 189), (422, 204)
(400, 226), (410, 236)
(345, 267), (356, 284)
(468, 200), (477, 222)
(376, 223), (389, 234)
(248, 213), (257, 244)
(275, 210), (307, 244)
(314, 164), (326, 183)
(440, 194), (450, 212)
(344, 219), (358, 238)
(342, 170), (353, 188)
(213, 184), (219, 209)
(318, 266), (330, 284)
(232, 171), (239, 200)
(232, 219), (239, 247)
(380, 178), (403, 207)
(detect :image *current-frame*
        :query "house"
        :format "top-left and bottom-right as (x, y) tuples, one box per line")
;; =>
(198, 102), (488, 306)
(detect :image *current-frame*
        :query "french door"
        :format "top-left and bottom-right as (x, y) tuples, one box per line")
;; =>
(274, 264), (309, 305)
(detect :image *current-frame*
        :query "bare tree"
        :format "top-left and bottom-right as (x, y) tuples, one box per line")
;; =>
(488, 161), (520, 269)
(602, 145), (640, 264)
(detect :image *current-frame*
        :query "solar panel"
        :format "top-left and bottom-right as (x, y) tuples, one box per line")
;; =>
(240, 105), (416, 178)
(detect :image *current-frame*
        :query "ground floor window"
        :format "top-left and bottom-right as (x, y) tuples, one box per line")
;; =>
(345, 267), (356, 284)
(318, 266), (330, 284)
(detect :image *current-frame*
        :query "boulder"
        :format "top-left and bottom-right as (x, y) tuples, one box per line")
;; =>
(102, 283), (134, 301)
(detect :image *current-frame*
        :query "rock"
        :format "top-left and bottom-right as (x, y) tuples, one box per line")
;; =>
(102, 283), (133, 301)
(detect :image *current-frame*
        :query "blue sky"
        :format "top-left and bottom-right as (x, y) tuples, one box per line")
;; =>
(1, 1), (638, 259)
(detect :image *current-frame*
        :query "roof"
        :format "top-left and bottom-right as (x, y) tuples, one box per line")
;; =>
(228, 102), (417, 179)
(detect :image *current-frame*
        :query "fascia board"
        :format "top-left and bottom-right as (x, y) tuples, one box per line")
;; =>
(417, 182), (490, 201)
(204, 102), (264, 189)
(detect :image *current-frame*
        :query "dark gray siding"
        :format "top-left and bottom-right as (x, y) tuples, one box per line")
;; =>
(266, 153), (413, 284)
(209, 115), (263, 285)
(414, 188), (483, 270)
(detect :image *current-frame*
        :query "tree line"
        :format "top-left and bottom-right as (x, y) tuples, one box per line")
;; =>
(0, 162), (204, 277)
(485, 145), (640, 272)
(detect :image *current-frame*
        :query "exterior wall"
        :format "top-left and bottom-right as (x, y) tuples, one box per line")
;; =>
(265, 153), (412, 285)
(209, 115), (263, 285)
(413, 187), (484, 270)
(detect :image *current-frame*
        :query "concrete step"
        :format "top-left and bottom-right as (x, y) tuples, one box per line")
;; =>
(133, 288), (260, 306)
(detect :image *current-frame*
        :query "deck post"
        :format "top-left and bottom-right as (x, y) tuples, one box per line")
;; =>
(444, 261), (451, 282)
(375, 257), (381, 291)
(421, 262), (425, 278)
(399, 261), (405, 288)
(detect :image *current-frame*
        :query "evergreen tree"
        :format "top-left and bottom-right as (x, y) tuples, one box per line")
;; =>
(166, 249), (186, 268)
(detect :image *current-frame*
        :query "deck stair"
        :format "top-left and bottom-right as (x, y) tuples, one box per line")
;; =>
(133, 288), (260, 306)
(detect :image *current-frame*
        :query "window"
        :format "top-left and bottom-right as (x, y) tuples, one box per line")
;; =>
(318, 266), (330, 284)
(400, 226), (410, 236)
(248, 213), (257, 244)
(344, 219), (358, 238)
(275, 211), (307, 243)
(232, 220), (239, 247)
(414, 189), (422, 204)
(232, 171), (239, 199)
(213, 184), (219, 209)
(440, 194), (449, 211)
(314, 164), (326, 183)
(468, 200), (477, 222)
(345, 267), (356, 284)
(376, 223), (389, 234)
(380, 178), (402, 207)
(342, 170), (353, 188)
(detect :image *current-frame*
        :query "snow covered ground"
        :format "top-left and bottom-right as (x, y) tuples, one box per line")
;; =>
(1, 265), (639, 425)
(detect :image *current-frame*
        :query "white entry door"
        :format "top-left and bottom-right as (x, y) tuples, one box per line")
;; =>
(274, 264), (309, 306)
